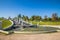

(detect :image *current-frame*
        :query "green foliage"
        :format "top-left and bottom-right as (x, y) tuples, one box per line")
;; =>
(51, 13), (58, 21)
(30, 21), (60, 25)
(14, 13), (60, 22)
(18, 14), (21, 18)
(30, 15), (42, 21)
(22, 15), (29, 21)
(44, 15), (48, 20)
(2, 20), (12, 28)
(0, 18), (5, 21)
(0, 18), (12, 29)
(58, 17), (60, 21)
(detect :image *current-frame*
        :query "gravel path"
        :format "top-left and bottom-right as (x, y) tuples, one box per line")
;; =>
(0, 32), (60, 40)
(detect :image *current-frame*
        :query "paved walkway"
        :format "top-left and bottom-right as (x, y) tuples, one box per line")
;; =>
(0, 32), (60, 40)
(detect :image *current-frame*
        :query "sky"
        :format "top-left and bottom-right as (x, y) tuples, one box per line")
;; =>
(0, 0), (60, 18)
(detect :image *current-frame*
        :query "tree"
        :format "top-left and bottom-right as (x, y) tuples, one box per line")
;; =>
(0, 17), (5, 20)
(8, 17), (12, 20)
(22, 15), (29, 21)
(25, 16), (29, 21)
(22, 15), (25, 20)
(18, 14), (21, 22)
(36, 16), (42, 21)
(58, 17), (60, 21)
(30, 15), (36, 21)
(44, 15), (48, 21)
(18, 14), (21, 18)
(51, 13), (58, 21)
(47, 17), (51, 21)
(30, 15), (42, 21)
(1, 17), (5, 19)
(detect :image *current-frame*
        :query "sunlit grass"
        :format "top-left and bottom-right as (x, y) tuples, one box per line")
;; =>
(2, 20), (12, 28)
(0, 18), (12, 29)
(29, 21), (60, 25)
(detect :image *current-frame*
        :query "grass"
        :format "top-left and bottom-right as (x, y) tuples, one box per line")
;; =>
(29, 21), (60, 25)
(39, 21), (60, 25)
(0, 18), (12, 29)
(2, 20), (12, 28)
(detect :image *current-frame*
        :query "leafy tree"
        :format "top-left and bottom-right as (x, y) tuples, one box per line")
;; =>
(22, 15), (29, 21)
(18, 14), (21, 22)
(36, 16), (42, 21)
(13, 17), (18, 20)
(8, 17), (12, 20)
(22, 15), (25, 20)
(18, 14), (21, 18)
(0, 17), (5, 20)
(1, 17), (5, 19)
(58, 17), (60, 21)
(47, 17), (51, 21)
(51, 13), (58, 21)
(30, 15), (42, 21)
(30, 15), (36, 21)
(44, 15), (48, 21)
(24, 16), (29, 21)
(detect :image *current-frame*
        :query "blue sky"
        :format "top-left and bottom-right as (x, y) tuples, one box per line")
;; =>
(0, 0), (60, 18)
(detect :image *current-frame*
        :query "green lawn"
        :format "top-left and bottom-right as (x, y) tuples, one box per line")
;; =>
(2, 20), (12, 28)
(0, 18), (12, 29)
(29, 21), (60, 25)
